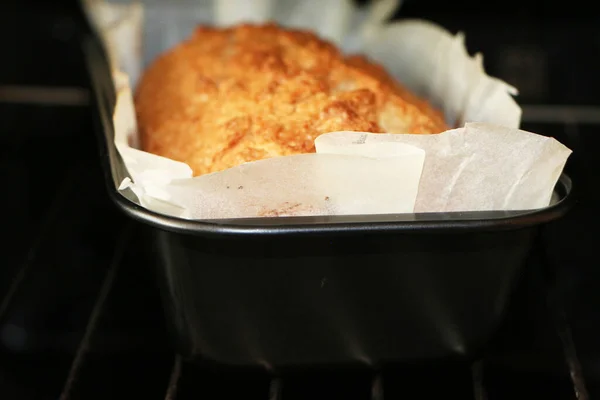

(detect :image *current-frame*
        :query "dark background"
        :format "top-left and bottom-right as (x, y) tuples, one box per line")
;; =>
(2, 0), (600, 105)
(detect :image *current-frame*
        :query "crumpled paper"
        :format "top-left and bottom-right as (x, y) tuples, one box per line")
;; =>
(84, 0), (571, 219)
(315, 124), (572, 212)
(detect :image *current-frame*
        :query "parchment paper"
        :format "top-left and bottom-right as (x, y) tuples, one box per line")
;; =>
(316, 124), (572, 212)
(84, 0), (571, 219)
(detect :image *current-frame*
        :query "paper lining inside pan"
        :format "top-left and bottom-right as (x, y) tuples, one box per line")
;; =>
(83, 0), (572, 220)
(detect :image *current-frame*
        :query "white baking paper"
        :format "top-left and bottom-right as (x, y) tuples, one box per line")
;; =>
(84, 0), (571, 219)
(316, 124), (572, 212)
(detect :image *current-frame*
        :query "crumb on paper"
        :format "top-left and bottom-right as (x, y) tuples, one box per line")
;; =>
(238, 185), (244, 190)
(127, 131), (136, 148)
(352, 135), (367, 145)
(324, 196), (330, 201)
(258, 202), (315, 217)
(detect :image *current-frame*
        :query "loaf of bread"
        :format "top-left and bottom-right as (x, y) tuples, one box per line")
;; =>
(135, 23), (448, 176)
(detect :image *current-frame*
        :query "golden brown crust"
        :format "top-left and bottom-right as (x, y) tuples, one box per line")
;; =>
(135, 23), (448, 176)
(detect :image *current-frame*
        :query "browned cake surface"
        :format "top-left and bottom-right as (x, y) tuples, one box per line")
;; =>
(135, 23), (448, 176)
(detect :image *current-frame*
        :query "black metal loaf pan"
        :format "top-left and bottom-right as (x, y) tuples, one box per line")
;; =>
(84, 36), (574, 369)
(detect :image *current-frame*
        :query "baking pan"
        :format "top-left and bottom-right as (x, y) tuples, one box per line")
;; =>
(83, 35), (574, 369)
